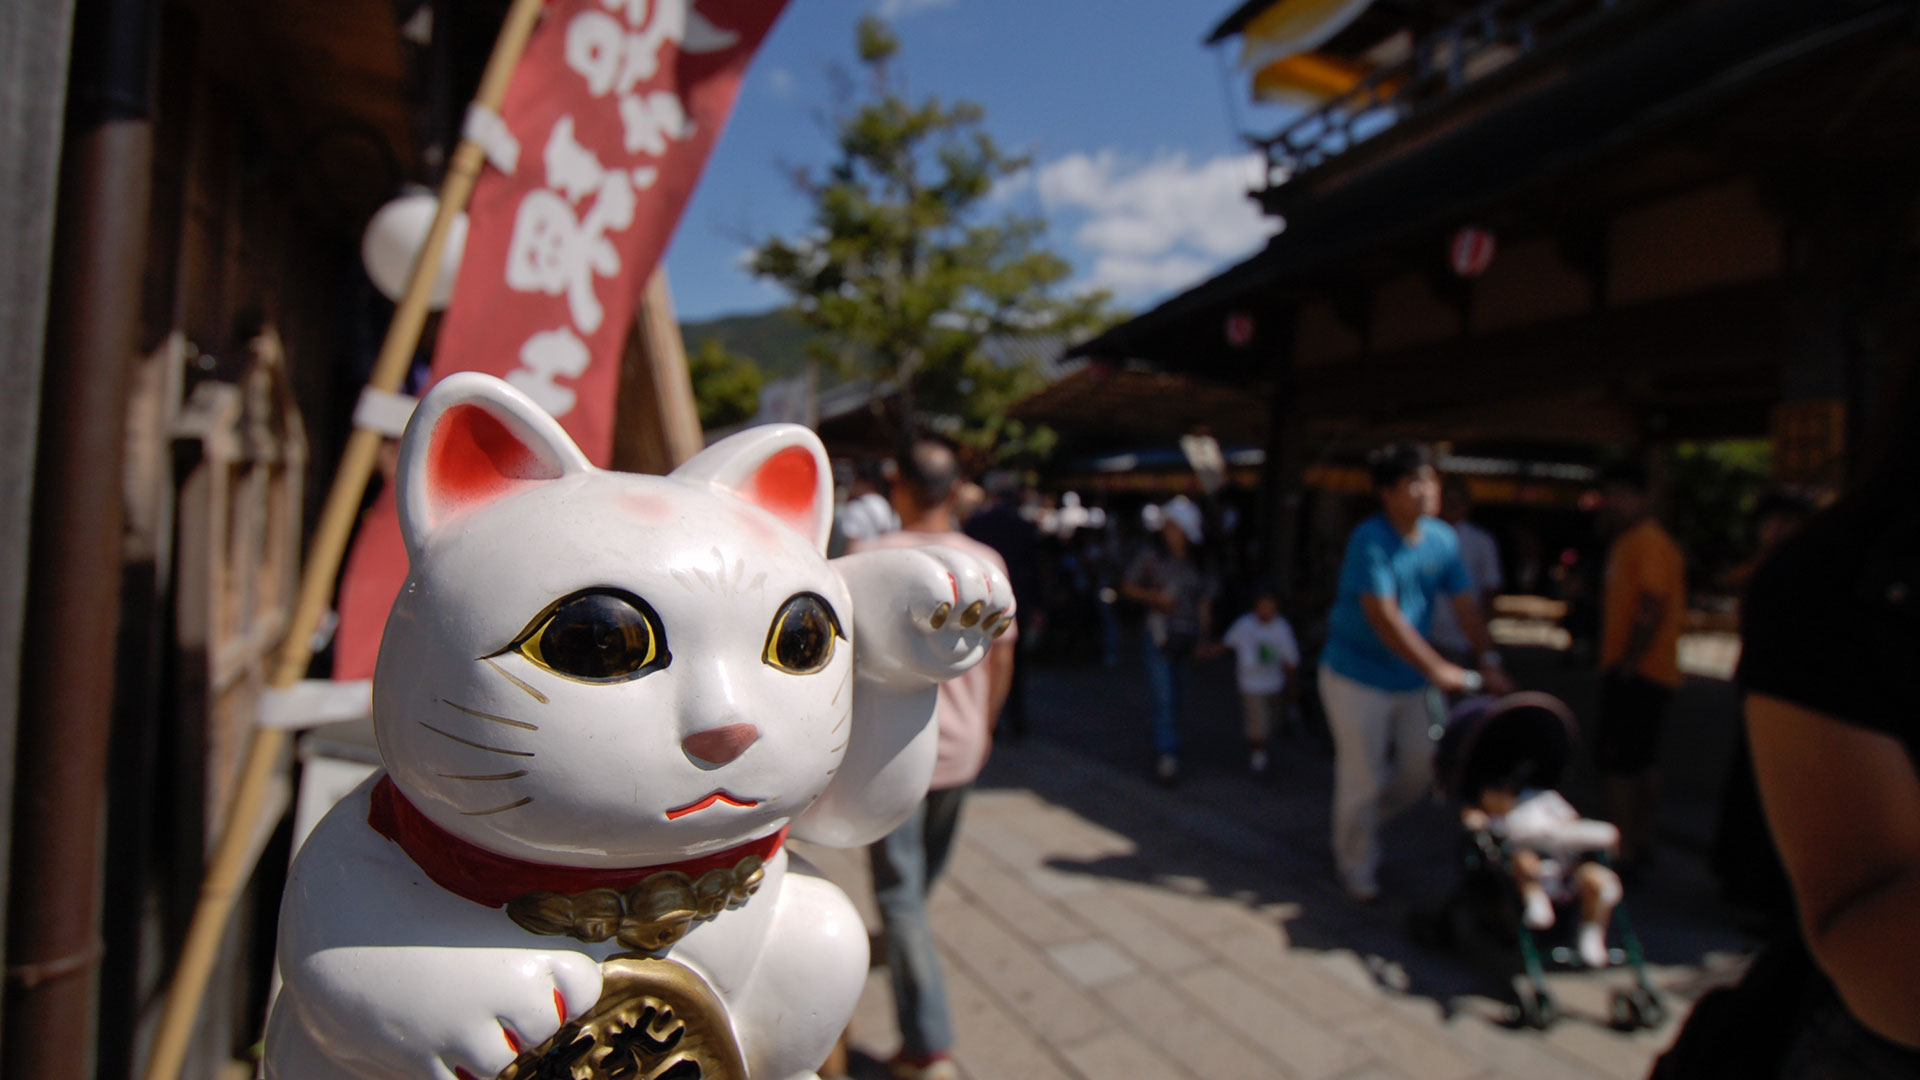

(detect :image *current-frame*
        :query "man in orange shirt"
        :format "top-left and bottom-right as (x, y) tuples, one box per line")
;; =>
(1595, 464), (1687, 868)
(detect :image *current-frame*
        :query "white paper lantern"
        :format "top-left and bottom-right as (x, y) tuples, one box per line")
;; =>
(361, 191), (468, 309)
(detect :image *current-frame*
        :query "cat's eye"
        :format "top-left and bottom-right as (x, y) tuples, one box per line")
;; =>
(763, 593), (844, 675)
(511, 589), (670, 683)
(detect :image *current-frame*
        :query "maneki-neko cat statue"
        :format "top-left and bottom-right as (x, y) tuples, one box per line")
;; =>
(266, 373), (1012, 1080)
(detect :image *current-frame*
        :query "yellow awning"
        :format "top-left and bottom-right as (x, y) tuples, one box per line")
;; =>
(1251, 52), (1371, 104)
(1237, 0), (1377, 70)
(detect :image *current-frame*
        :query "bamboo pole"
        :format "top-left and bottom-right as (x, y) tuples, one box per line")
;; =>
(139, 2), (548, 1077)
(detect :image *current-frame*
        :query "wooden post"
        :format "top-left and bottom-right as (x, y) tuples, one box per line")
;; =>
(1254, 302), (1301, 601)
(138, 2), (548, 1078)
(612, 268), (705, 474)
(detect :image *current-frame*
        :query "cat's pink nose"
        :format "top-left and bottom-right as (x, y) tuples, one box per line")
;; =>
(682, 723), (759, 766)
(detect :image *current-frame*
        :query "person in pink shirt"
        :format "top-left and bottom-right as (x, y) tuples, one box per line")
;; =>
(848, 436), (1015, 1080)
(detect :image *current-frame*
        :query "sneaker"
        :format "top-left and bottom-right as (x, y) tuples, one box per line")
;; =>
(1521, 889), (1556, 931)
(1155, 753), (1180, 785)
(887, 1054), (960, 1080)
(1577, 922), (1610, 968)
(1249, 748), (1270, 776)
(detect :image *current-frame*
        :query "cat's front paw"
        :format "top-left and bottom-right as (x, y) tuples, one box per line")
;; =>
(833, 546), (1012, 689)
(433, 951), (606, 1080)
(289, 947), (604, 1080)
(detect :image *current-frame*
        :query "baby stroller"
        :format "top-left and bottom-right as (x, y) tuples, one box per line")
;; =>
(1413, 692), (1666, 1031)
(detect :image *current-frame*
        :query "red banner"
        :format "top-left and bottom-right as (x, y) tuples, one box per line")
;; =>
(334, 0), (790, 680)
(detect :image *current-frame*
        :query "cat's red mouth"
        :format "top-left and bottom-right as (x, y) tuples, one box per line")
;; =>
(664, 790), (760, 820)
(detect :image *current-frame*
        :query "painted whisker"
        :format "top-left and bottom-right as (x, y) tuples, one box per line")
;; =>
(461, 797), (534, 816)
(439, 699), (539, 730)
(419, 722), (535, 757)
(480, 657), (549, 704)
(437, 770), (529, 782)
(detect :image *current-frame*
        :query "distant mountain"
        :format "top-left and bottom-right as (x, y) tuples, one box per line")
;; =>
(677, 307), (1077, 390)
(678, 309), (819, 381)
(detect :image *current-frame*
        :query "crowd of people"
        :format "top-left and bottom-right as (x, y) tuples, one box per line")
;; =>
(828, 398), (1919, 1078)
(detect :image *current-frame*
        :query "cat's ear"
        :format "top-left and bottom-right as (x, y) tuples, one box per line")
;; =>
(673, 424), (834, 552)
(395, 372), (592, 557)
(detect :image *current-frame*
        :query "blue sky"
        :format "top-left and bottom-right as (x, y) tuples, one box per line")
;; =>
(662, 0), (1292, 321)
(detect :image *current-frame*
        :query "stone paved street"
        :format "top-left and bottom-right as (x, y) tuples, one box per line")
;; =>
(800, 649), (1759, 1080)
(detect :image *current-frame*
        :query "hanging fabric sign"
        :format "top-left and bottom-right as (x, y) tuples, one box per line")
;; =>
(333, 0), (791, 680)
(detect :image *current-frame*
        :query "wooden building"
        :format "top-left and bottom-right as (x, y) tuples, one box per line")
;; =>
(1062, 0), (1920, 590)
(1, 2), (511, 1076)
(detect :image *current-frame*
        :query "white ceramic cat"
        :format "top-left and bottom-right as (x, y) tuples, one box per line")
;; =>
(266, 373), (1011, 1080)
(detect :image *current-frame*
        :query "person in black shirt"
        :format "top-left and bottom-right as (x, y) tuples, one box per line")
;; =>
(1740, 509), (1920, 1066)
(1659, 368), (1920, 1078)
(1709, 491), (1817, 924)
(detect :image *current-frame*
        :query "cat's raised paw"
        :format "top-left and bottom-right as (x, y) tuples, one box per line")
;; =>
(832, 545), (1012, 689)
(910, 545), (1013, 646)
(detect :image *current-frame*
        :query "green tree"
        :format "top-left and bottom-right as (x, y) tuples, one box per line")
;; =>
(686, 337), (764, 429)
(749, 15), (1112, 456)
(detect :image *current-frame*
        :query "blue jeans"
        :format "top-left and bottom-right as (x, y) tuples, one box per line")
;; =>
(869, 785), (967, 1059)
(1141, 630), (1191, 756)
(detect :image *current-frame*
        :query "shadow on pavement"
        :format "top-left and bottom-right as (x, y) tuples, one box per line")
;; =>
(971, 643), (1760, 1027)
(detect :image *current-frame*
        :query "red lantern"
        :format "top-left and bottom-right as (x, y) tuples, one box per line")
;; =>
(1450, 226), (1496, 278)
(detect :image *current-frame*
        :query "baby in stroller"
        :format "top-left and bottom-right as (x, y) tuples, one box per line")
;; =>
(1425, 692), (1664, 1029)
(1463, 775), (1624, 969)
(1440, 693), (1625, 968)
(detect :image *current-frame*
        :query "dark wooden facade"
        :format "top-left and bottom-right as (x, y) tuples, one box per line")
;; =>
(30, 2), (428, 1075)
(1065, 0), (1920, 589)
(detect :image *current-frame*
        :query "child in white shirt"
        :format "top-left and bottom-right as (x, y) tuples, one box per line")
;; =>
(1203, 585), (1300, 775)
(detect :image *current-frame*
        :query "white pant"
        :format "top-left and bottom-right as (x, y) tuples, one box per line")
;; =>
(1319, 665), (1436, 891)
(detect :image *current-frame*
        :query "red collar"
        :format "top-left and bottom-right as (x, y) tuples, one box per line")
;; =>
(367, 776), (787, 909)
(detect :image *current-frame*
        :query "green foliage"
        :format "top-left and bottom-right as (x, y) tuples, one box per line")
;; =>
(855, 14), (899, 64)
(1663, 439), (1772, 588)
(748, 15), (1114, 456)
(681, 310), (819, 382)
(686, 337), (764, 430)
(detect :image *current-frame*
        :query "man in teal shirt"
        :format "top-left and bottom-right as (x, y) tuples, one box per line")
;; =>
(1320, 443), (1511, 900)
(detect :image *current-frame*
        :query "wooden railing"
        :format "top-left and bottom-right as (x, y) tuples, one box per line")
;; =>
(1249, 0), (1622, 193)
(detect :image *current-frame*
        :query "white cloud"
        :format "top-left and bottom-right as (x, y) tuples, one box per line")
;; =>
(876, 0), (954, 18)
(992, 169), (1033, 200)
(1026, 150), (1279, 304)
(1087, 252), (1217, 297)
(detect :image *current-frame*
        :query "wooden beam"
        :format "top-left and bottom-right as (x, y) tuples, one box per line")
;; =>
(1423, 260), (1474, 328)
(612, 269), (705, 474)
(1330, 281), (1371, 350)
(1554, 223), (1610, 309)
(1300, 281), (1787, 421)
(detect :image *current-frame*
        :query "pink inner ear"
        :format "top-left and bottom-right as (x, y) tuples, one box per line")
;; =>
(426, 404), (559, 516)
(746, 445), (820, 533)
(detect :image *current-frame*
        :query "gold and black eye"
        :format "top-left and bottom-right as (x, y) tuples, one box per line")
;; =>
(509, 589), (670, 683)
(763, 592), (845, 675)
